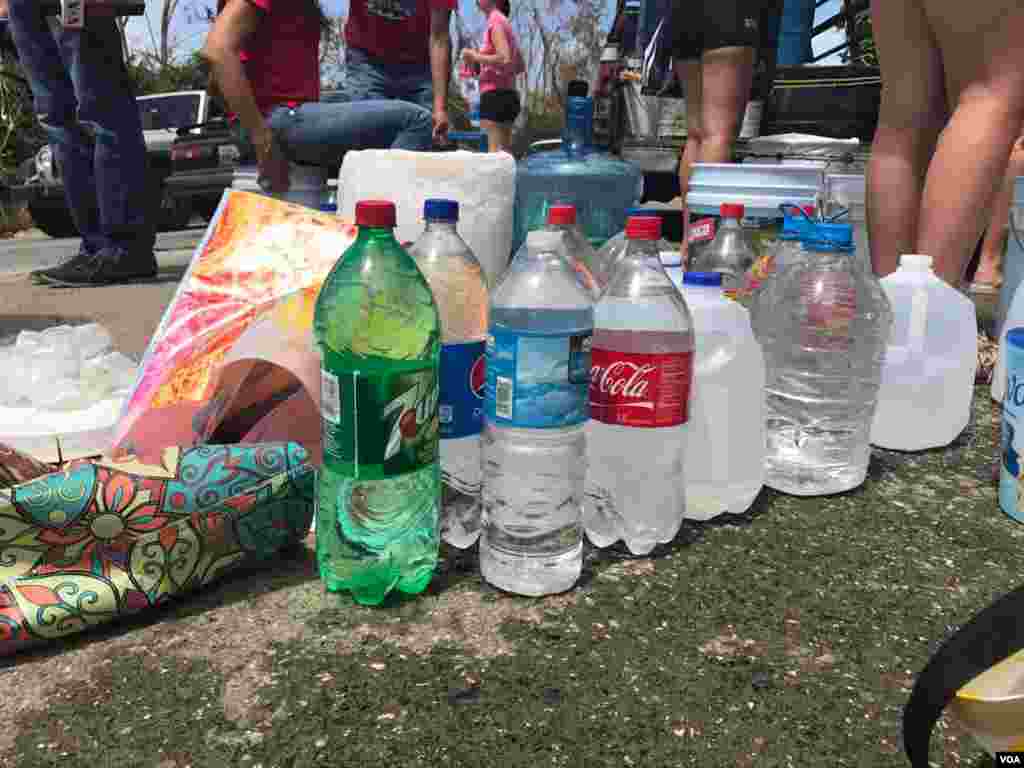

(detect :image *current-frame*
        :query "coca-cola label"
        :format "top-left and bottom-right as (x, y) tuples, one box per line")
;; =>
(688, 217), (716, 245)
(589, 348), (693, 427)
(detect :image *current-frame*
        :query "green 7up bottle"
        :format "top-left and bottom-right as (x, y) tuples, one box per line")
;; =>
(313, 200), (441, 606)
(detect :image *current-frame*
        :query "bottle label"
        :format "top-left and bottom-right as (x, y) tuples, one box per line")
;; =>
(801, 271), (857, 351)
(688, 217), (716, 245)
(320, 348), (439, 479)
(485, 328), (592, 428)
(589, 347), (693, 427)
(439, 341), (486, 439)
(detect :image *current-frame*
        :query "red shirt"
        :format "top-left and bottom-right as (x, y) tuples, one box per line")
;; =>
(241, 0), (320, 115)
(345, 0), (456, 67)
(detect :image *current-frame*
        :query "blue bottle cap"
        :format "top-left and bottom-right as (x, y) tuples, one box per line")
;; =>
(683, 271), (723, 287)
(803, 222), (854, 252)
(424, 198), (459, 221)
(781, 215), (813, 240)
(1008, 328), (1024, 351)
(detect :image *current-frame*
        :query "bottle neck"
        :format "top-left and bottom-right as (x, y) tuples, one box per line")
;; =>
(357, 225), (398, 245)
(564, 99), (594, 156)
(424, 219), (458, 234)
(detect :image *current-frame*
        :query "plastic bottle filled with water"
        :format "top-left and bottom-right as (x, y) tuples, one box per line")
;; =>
(481, 229), (593, 596)
(314, 200), (441, 605)
(505, 204), (601, 299)
(756, 222), (892, 495)
(409, 199), (489, 548)
(584, 216), (694, 553)
(689, 203), (757, 301)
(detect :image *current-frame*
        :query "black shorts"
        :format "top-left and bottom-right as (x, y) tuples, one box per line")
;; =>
(667, 0), (781, 61)
(479, 89), (521, 124)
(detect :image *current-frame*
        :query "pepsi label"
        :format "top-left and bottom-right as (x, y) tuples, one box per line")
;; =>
(439, 341), (486, 439)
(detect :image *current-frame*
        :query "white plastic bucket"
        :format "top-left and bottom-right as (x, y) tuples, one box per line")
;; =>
(337, 149), (516, 286)
(871, 254), (977, 450)
(989, 176), (1024, 403)
(232, 164), (326, 210)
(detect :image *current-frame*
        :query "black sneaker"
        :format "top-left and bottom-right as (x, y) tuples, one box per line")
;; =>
(30, 246), (96, 283)
(35, 248), (158, 287)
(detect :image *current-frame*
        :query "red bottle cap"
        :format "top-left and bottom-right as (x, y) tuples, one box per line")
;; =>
(801, 204), (816, 217)
(720, 203), (745, 219)
(625, 216), (661, 240)
(547, 205), (577, 226)
(355, 200), (397, 228)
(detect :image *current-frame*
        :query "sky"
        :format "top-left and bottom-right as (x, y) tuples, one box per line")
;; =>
(124, 0), (848, 68)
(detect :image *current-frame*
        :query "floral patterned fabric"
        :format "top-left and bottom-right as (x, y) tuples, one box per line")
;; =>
(0, 442), (314, 656)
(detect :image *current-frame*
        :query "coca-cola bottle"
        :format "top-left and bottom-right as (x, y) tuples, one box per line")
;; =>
(584, 216), (695, 554)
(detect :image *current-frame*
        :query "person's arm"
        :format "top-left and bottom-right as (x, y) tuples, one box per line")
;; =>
(464, 23), (512, 68)
(202, 0), (289, 192)
(429, 6), (451, 143)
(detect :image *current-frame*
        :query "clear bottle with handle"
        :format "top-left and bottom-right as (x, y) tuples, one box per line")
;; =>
(481, 229), (593, 595)
(584, 216), (694, 554)
(314, 200), (441, 605)
(689, 202), (757, 301)
(409, 199), (489, 548)
(758, 222), (892, 496)
(680, 271), (765, 519)
(871, 254), (977, 450)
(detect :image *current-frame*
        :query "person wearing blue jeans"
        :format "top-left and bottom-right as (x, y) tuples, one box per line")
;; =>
(204, 0), (432, 196)
(6, 1), (157, 285)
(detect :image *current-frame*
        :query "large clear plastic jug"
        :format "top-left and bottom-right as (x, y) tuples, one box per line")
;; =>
(871, 254), (977, 450)
(513, 96), (643, 255)
(680, 272), (765, 518)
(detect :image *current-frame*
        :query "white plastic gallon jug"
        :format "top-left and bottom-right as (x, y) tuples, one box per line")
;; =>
(232, 164), (326, 210)
(680, 271), (765, 519)
(871, 254), (977, 450)
(991, 176), (1024, 403)
(337, 150), (516, 286)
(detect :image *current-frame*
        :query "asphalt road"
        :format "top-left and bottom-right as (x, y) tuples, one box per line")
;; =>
(0, 225), (206, 275)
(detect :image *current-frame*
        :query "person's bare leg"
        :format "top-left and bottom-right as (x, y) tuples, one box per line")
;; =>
(492, 122), (514, 154)
(974, 136), (1024, 289)
(915, 1), (1024, 286)
(698, 47), (754, 166)
(674, 59), (700, 260)
(866, 0), (947, 278)
(481, 119), (502, 153)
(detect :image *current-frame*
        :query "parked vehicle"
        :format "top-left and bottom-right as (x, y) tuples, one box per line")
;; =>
(12, 90), (219, 238)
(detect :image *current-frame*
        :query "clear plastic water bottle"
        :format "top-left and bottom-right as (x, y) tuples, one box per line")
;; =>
(593, 207), (675, 288)
(507, 204), (601, 298)
(409, 199), (489, 548)
(584, 216), (694, 554)
(481, 229), (593, 595)
(314, 200), (441, 605)
(748, 206), (816, 329)
(689, 203), (757, 301)
(757, 222), (892, 496)
(680, 271), (765, 519)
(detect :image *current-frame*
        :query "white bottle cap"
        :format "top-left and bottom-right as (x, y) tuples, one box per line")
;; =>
(900, 254), (933, 270)
(526, 230), (563, 253)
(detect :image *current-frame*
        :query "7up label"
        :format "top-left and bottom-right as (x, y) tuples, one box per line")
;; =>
(319, 347), (439, 479)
